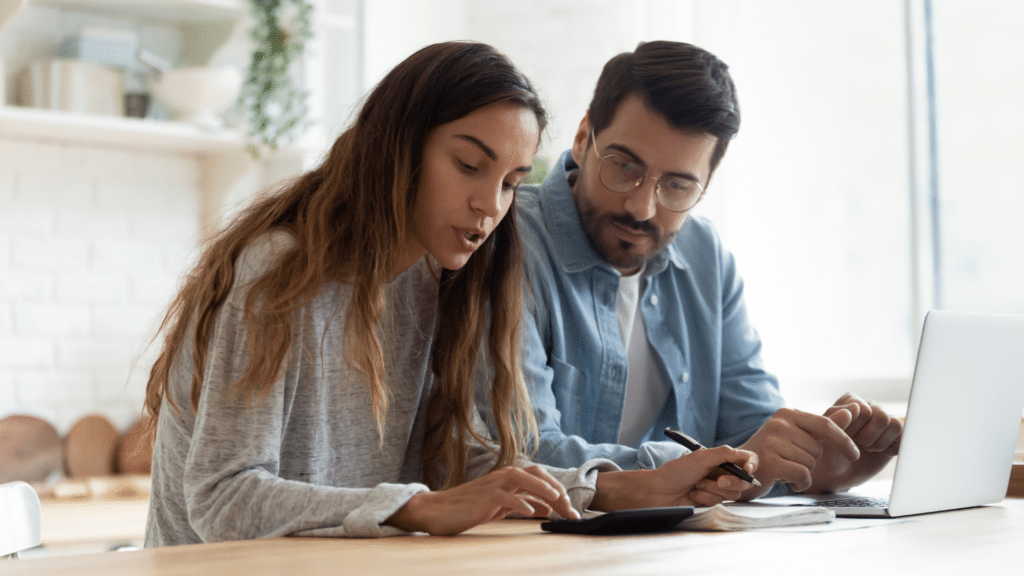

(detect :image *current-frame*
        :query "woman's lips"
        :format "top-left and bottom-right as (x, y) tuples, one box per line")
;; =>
(455, 227), (486, 250)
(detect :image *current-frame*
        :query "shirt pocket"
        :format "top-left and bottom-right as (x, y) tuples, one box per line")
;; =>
(549, 357), (587, 435)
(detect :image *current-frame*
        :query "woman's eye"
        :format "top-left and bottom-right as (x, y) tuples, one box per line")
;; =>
(457, 158), (478, 173)
(502, 181), (517, 193)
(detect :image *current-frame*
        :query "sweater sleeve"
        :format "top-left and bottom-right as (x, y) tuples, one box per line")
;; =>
(149, 234), (433, 544)
(461, 412), (620, 515)
(177, 298), (427, 540)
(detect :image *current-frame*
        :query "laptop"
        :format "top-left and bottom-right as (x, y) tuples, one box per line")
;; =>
(754, 310), (1024, 518)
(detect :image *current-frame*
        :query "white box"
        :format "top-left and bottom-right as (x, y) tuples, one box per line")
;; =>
(58, 28), (139, 69)
(18, 59), (125, 116)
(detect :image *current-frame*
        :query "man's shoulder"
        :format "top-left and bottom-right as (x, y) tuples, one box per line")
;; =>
(515, 183), (544, 220)
(514, 184), (553, 246)
(677, 214), (722, 244)
(669, 215), (725, 262)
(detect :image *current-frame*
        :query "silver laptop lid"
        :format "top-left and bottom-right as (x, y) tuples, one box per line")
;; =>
(888, 310), (1024, 517)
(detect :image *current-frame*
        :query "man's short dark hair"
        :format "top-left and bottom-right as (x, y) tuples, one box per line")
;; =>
(587, 40), (740, 174)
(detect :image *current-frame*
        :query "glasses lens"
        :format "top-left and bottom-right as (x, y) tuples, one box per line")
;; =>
(599, 156), (644, 193)
(659, 177), (703, 212)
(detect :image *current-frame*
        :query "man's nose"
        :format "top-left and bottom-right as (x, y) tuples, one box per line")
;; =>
(622, 179), (658, 222)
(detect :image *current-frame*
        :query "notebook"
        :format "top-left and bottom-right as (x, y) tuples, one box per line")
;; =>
(676, 504), (834, 530)
(541, 504), (833, 534)
(754, 310), (1024, 518)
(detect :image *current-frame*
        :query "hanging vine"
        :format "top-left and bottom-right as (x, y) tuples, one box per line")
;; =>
(240, 0), (314, 157)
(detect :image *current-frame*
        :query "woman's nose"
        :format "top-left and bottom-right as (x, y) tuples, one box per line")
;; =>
(470, 181), (505, 218)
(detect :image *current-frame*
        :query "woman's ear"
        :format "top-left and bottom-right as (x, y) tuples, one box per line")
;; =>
(570, 112), (592, 166)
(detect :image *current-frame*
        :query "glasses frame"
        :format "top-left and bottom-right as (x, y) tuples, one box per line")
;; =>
(589, 129), (706, 213)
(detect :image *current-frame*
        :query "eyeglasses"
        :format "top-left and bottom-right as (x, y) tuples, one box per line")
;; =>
(589, 130), (705, 213)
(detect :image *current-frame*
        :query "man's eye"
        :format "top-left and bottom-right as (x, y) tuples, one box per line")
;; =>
(611, 157), (642, 175)
(665, 178), (695, 192)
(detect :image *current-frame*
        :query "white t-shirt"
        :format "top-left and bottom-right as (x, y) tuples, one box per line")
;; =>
(616, 269), (670, 447)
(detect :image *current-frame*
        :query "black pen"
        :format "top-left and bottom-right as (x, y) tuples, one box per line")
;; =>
(664, 427), (761, 487)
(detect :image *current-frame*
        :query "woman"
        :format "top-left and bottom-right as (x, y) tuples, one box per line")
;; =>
(143, 41), (756, 545)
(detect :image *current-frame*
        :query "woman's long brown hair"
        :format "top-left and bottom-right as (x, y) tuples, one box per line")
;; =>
(144, 41), (546, 489)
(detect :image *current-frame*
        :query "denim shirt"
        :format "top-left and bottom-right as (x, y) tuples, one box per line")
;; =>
(516, 150), (785, 470)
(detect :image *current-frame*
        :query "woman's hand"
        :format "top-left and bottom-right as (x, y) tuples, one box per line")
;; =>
(385, 465), (580, 535)
(590, 446), (758, 511)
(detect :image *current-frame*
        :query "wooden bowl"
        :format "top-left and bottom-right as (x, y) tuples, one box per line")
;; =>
(0, 414), (62, 483)
(63, 414), (119, 478)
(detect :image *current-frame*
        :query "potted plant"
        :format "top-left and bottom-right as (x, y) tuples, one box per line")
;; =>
(239, 0), (314, 157)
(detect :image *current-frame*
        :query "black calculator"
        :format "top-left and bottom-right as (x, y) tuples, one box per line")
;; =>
(540, 506), (694, 535)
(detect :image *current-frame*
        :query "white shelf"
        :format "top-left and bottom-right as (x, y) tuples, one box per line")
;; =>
(0, 105), (247, 153)
(24, 0), (244, 24)
(0, 0), (246, 65)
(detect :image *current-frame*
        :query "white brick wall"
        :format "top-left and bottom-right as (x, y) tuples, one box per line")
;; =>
(1, 0), (706, 439)
(0, 136), (201, 435)
(465, 0), (643, 159)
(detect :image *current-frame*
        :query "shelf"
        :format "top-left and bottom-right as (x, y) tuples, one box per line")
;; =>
(0, 105), (247, 153)
(1, 0), (246, 66)
(20, 0), (244, 25)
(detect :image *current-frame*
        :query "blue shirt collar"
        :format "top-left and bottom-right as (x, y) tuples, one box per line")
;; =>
(539, 150), (687, 277)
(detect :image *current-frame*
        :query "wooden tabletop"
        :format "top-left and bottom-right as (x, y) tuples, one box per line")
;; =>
(8, 498), (1024, 575)
(35, 475), (150, 548)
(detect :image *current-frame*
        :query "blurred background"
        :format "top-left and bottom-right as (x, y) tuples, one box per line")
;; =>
(2, 0), (1023, 436)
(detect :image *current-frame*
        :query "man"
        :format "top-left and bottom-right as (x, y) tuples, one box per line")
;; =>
(513, 41), (901, 498)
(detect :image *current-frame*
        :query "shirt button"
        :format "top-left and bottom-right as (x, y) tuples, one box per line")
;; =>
(681, 372), (690, 383)
(650, 295), (658, 305)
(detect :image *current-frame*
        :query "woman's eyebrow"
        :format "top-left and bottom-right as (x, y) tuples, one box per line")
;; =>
(454, 134), (498, 161)
(454, 133), (532, 173)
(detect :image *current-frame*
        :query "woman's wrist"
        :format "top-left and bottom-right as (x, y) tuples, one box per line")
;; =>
(385, 490), (433, 533)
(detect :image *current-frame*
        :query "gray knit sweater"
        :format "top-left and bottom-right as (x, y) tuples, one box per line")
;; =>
(145, 232), (614, 546)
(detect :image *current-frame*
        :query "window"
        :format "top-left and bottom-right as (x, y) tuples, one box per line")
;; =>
(641, 0), (1024, 407)
(452, 0), (1023, 407)
(931, 0), (1024, 314)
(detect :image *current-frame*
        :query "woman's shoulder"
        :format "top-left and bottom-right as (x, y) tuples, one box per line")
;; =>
(234, 230), (298, 285)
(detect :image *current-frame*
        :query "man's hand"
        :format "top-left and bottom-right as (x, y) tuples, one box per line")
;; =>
(590, 445), (758, 511)
(386, 465), (579, 535)
(810, 393), (902, 493)
(737, 407), (861, 499)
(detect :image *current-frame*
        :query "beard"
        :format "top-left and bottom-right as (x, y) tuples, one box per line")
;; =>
(572, 178), (678, 272)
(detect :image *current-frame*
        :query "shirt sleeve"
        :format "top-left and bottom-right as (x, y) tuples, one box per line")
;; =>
(712, 237), (786, 448)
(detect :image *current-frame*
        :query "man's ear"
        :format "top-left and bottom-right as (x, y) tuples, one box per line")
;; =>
(570, 112), (592, 166)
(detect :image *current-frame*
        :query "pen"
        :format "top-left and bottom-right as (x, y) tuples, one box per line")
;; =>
(664, 427), (761, 487)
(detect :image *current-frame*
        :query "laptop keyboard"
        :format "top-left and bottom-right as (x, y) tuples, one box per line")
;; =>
(812, 496), (890, 508)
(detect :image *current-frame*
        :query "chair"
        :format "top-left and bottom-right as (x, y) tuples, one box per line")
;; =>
(0, 481), (41, 560)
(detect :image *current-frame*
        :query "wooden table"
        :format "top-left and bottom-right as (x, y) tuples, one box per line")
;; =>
(7, 498), (1023, 575)
(26, 475), (150, 557)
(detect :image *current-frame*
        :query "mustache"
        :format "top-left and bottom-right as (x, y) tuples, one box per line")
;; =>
(608, 213), (658, 235)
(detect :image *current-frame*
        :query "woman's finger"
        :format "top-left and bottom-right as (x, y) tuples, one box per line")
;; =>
(518, 494), (554, 518)
(505, 466), (579, 519)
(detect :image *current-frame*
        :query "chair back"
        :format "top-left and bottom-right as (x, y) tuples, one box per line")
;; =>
(0, 481), (42, 559)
